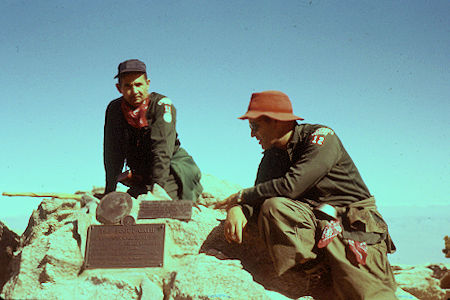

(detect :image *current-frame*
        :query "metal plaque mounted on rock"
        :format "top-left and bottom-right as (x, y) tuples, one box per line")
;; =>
(138, 200), (193, 220)
(84, 218), (165, 269)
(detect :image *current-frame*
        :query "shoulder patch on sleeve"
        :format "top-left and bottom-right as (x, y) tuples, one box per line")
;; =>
(310, 127), (334, 146)
(157, 97), (173, 123)
(312, 127), (334, 137)
(157, 97), (172, 106)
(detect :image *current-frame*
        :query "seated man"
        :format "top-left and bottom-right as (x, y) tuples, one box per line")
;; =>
(216, 91), (397, 299)
(102, 59), (202, 200)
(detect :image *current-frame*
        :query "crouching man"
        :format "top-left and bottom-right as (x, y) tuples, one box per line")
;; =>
(103, 59), (203, 201)
(216, 91), (397, 299)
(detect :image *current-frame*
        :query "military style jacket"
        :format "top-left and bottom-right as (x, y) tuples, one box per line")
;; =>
(241, 123), (395, 250)
(104, 92), (202, 200)
(241, 123), (371, 209)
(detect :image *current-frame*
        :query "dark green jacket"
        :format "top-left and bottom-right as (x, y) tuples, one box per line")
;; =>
(242, 123), (371, 209)
(241, 123), (394, 250)
(103, 92), (202, 200)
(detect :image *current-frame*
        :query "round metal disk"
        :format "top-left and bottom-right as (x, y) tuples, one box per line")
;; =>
(96, 192), (133, 224)
(121, 215), (136, 226)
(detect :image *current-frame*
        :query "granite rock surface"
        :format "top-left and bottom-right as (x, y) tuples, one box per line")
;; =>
(1, 174), (448, 300)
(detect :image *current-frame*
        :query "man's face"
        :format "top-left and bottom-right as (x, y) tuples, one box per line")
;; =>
(116, 72), (150, 107)
(249, 117), (278, 150)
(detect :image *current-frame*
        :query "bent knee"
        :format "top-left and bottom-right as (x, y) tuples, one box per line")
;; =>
(260, 197), (294, 217)
(260, 197), (313, 219)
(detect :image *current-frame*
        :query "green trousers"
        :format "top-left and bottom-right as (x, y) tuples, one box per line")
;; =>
(257, 197), (397, 300)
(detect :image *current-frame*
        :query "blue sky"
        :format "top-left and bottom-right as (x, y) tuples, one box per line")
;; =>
(1, 1), (449, 228)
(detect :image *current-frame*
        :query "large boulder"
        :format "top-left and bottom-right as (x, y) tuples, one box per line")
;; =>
(0, 174), (447, 299)
(444, 235), (450, 258)
(393, 264), (449, 300)
(1, 175), (291, 300)
(0, 221), (20, 291)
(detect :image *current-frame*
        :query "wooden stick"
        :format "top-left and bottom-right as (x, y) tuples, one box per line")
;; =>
(2, 192), (82, 200)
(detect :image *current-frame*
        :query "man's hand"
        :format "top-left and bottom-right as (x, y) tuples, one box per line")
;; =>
(224, 205), (248, 244)
(94, 193), (106, 200)
(214, 191), (242, 210)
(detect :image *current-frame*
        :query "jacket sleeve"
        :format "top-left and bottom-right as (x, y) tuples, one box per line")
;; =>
(241, 128), (342, 207)
(149, 97), (177, 189)
(103, 102), (125, 194)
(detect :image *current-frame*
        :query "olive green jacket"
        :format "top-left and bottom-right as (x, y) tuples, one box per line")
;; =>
(241, 123), (394, 250)
(103, 92), (202, 200)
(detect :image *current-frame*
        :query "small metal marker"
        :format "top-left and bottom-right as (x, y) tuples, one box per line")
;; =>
(96, 192), (133, 225)
(138, 200), (193, 220)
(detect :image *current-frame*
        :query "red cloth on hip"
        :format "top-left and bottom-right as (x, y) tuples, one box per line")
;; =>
(318, 219), (368, 265)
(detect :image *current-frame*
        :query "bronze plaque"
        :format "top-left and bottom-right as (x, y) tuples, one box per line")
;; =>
(138, 200), (192, 220)
(84, 223), (165, 269)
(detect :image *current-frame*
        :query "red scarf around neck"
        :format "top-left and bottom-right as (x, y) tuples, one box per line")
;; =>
(121, 98), (149, 128)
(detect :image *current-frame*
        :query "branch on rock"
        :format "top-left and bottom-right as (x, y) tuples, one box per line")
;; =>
(2, 192), (82, 201)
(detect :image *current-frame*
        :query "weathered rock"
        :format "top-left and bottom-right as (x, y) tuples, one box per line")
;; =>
(0, 174), (448, 300)
(200, 221), (337, 300)
(441, 269), (450, 289)
(139, 276), (164, 300)
(163, 254), (273, 299)
(444, 235), (450, 258)
(199, 174), (242, 204)
(0, 221), (20, 291)
(393, 264), (448, 300)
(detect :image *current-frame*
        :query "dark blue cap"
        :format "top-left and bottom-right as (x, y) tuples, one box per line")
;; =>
(114, 59), (147, 78)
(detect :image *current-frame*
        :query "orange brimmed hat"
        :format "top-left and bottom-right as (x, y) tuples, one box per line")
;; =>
(238, 90), (303, 121)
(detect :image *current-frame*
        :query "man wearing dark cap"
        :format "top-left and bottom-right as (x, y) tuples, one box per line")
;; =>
(215, 91), (397, 299)
(102, 59), (203, 200)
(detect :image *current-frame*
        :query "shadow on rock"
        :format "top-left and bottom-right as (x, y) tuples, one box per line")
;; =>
(0, 222), (20, 291)
(200, 220), (336, 300)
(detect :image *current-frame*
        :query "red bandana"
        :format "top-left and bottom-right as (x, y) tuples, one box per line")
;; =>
(121, 98), (149, 128)
(317, 220), (342, 248)
(318, 219), (368, 265)
(348, 240), (368, 265)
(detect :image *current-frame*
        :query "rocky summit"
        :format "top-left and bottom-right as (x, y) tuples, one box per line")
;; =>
(0, 174), (449, 300)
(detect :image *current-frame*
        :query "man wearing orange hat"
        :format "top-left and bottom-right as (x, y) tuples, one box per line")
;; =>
(215, 91), (397, 299)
